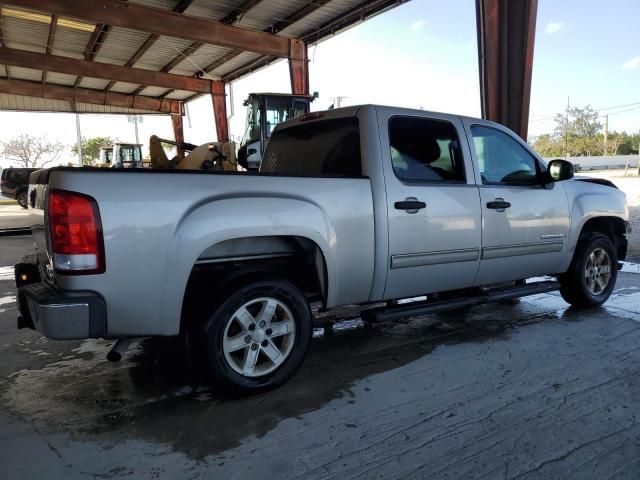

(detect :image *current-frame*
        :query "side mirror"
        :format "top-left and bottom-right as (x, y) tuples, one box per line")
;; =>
(545, 159), (574, 182)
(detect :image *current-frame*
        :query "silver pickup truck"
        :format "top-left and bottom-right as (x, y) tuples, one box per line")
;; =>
(15, 105), (630, 392)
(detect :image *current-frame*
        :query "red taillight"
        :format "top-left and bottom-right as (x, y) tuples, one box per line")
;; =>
(48, 190), (105, 274)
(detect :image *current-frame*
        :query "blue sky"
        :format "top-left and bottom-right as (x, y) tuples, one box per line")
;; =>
(0, 0), (638, 167)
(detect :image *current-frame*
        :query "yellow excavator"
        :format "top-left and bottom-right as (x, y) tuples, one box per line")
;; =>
(148, 136), (237, 171)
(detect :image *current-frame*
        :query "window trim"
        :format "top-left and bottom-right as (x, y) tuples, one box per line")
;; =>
(388, 115), (467, 185)
(469, 124), (543, 187)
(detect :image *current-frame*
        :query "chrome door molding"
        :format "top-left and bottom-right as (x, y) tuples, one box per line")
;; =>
(481, 241), (564, 260)
(391, 248), (480, 269)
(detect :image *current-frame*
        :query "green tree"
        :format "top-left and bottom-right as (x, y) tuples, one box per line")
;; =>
(547, 105), (604, 156)
(71, 137), (115, 165)
(530, 134), (564, 157)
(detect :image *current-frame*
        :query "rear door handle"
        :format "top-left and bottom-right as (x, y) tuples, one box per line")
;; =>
(394, 198), (426, 213)
(486, 199), (511, 211)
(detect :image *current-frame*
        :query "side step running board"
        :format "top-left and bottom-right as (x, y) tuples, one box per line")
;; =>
(361, 281), (560, 324)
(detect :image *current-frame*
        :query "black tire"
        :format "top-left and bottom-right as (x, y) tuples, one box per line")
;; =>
(202, 277), (312, 393)
(16, 190), (28, 209)
(559, 232), (617, 308)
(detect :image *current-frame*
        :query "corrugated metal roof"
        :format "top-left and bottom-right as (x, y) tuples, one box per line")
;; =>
(181, 0), (237, 21)
(210, 51), (262, 77)
(51, 25), (92, 59)
(169, 44), (231, 77)
(46, 72), (77, 86)
(9, 66), (42, 82)
(133, 35), (193, 71)
(3, 14), (48, 53)
(78, 77), (111, 90)
(0, 93), (159, 114)
(0, 0), (403, 114)
(93, 27), (151, 66)
(136, 86), (171, 97)
(164, 89), (194, 100)
(235, 0), (310, 32)
(281, 0), (361, 38)
(109, 81), (141, 94)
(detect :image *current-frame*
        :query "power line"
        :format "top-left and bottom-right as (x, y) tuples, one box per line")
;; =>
(530, 100), (640, 123)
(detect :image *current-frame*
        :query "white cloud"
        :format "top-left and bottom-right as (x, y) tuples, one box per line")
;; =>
(622, 56), (640, 69)
(410, 19), (425, 32)
(545, 21), (564, 34)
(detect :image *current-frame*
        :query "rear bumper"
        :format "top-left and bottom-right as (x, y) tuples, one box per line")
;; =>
(15, 261), (107, 340)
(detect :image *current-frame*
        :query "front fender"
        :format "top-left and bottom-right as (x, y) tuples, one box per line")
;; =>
(561, 181), (628, 271)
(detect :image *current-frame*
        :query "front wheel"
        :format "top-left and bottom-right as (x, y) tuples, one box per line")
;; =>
(559, 232), (617, 308)
(16, 190), (28, 209)
(203, 278), (312, 393)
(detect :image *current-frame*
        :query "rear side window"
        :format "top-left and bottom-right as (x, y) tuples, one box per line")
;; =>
(261, 117), (362, 177)
(389, 116), (465, 183)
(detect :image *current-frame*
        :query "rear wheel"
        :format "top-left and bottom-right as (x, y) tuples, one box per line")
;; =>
(16, 190), (28, 209)
(202, 277), (312, 393)
(559, 232), (617, 307)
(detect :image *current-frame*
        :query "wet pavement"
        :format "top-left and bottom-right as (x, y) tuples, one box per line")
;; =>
(1, 235), (640, 479)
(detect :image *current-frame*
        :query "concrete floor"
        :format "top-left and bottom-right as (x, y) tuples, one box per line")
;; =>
(0, 203), (30, 230)
(1, 235), (640, 480)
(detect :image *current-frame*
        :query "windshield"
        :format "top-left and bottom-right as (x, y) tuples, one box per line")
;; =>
(264, 98), (308, 138)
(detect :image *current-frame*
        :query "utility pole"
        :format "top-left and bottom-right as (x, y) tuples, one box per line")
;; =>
(75, 112), (83, 166)
(564, 97), (570, 159)
(603, 114), (608, 156)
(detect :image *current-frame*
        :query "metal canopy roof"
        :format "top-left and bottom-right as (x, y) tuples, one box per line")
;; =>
(0, 0), (403, 115)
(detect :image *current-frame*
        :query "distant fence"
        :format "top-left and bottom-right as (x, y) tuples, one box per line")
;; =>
(544, 155), (640, 172)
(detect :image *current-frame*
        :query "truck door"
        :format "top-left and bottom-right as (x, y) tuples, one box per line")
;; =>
(464, 122), (571, 285)
(377, 109), (482, 300)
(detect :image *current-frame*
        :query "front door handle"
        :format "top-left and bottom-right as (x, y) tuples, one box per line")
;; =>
(486, 199), (511, 211)
(395, 198), (426, 213)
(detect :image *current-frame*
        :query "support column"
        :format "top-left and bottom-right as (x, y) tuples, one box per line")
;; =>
(211, 80), (229, 142)
(288, 39), (309, 96)
(476, 0), (538, 140)
(171, 113), (184, 158)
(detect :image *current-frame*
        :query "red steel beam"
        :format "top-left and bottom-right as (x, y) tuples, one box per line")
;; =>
(0, 47), (214, 93)
(0, 78), (181, 113)
(476, 0), (538, 140)
(171, 113), (185, 158)
(288, 39), (309, 95)
(6, 0), (292, 58)
(211, 81), (229, 142)
(0, 9), (10, 78)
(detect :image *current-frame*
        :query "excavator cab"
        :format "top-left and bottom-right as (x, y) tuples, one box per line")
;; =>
(110, 143), (143, 168)
(237, 93), (315, 171)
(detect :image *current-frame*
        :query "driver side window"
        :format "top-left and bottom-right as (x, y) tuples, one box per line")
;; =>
(471, 125), (537, 185)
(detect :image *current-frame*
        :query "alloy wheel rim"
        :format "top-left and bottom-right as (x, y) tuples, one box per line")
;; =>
(584, 247), (611, 295)
(222, 297), (296, 378)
